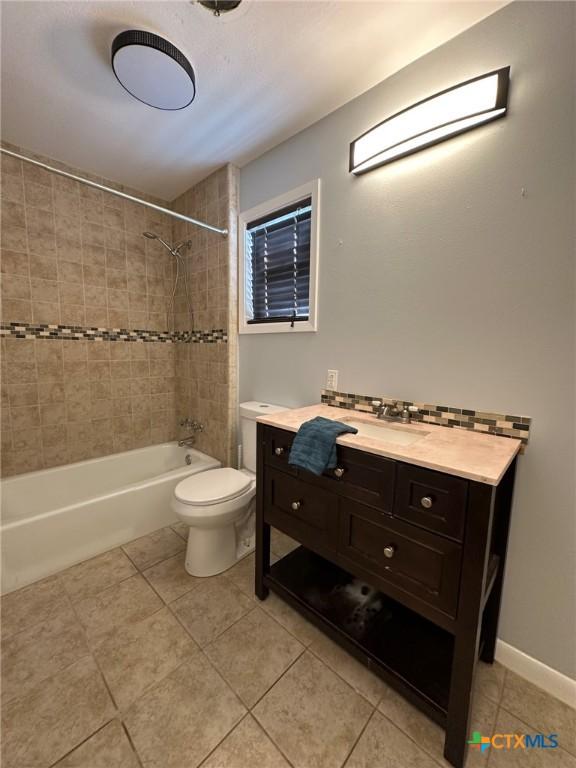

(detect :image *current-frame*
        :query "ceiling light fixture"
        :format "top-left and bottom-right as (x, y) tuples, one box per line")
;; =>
(350, 66), (510, 175)
(111, 30), (196, 110)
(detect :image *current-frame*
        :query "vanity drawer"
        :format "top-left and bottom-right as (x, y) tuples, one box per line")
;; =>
(310, 445), (396, 512)
(264, 469), (339, 555)
(263, 427), (297, 475)
(339, 500), (461, 617)
(264, 426), (395, 511)
(395, 464), (468, 542)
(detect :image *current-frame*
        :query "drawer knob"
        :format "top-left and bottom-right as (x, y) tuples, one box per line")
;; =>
(420, 496), (434, 509)
(383, 545), (396, 559)
(291, 500), (301, 511)
(274, 447), (285, 456)
(334, 467), (345, 478)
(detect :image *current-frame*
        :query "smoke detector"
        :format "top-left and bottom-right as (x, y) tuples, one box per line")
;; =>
(197, 1), (243, 17)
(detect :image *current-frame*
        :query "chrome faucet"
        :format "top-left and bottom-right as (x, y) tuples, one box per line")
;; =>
(178, 418), (204, 447)
(371, 400), (411, 424)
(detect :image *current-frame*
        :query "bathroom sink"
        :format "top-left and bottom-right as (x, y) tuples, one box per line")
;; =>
(342, 418), (429, 447)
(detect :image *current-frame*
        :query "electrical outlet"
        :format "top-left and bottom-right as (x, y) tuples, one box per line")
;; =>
(326, 369), (339, 390)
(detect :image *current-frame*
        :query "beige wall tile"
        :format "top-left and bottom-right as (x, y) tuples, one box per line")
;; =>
(2, 149), (234, 475)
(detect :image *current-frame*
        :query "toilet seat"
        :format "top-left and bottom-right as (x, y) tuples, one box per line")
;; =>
(175, 468), (251, 506)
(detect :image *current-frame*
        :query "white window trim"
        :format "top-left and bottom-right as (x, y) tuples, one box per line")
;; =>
(238, 179), (320, 334)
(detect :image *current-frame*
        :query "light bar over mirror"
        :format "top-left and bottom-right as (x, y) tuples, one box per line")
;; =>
(350, 66), (510, 175)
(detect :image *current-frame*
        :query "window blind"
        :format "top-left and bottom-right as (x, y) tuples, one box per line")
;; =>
(245, 197), (312, 324)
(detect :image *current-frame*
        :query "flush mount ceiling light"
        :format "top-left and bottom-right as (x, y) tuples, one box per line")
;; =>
(350, 66), (510, 175)
(111, 30), (196, 110)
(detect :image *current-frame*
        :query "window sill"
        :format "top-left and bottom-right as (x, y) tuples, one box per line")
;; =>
(239, 319), (317, 335)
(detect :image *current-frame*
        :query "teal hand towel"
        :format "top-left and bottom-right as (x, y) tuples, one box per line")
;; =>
(288, 416), (358, 476)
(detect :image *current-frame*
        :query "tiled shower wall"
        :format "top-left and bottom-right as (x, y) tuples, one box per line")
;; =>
(1, 143), (237, 475)
(172, 164), (239, 467)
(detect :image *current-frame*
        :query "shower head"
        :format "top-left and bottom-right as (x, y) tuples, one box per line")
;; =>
(142, 231), (174, 255)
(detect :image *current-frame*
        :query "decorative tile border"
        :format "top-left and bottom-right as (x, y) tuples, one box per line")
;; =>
(321, 388), (531, 447)
(0, 322), (228, 344)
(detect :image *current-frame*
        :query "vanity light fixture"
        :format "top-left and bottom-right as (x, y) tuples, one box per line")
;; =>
(111, 30), (196, 110)
(349, 66), (510, 175)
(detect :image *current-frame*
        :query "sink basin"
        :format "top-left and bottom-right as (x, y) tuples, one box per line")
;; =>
(342, 418), (429, 447)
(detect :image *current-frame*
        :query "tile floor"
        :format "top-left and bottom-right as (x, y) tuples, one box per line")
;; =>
(2, 525), (575, 768)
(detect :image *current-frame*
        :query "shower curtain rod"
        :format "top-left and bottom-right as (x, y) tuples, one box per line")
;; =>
(0, 148), (228, 237)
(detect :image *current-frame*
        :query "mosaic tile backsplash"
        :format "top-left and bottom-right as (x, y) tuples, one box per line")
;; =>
(321, 389), (531, 447)
(0, 322), (228, 344)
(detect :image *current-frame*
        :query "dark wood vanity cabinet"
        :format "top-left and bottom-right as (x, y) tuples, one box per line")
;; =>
(255, 422), (517, 768)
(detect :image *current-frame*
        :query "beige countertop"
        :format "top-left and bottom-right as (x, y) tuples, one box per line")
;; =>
(256, 404), (521, 485)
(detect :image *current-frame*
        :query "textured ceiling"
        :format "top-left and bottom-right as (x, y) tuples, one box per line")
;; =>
(0, 0), (507, 200)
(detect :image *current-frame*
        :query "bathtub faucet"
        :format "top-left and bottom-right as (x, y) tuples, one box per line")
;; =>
(178, 418), (204, 447)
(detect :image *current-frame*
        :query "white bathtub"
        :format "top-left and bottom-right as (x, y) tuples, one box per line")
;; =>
(0, 443), (220, 594)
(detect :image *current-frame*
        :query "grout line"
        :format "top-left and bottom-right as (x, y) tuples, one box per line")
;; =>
(306, 641), (384, 710)
(195, 712), (253, 768)
(340, 706), (377, 768)
(45, 718), (117, 768)
(120, 720), (145, 768)
(245, 640), (307, 712)
(65, 589), (121, 713)
(375, 708), (448, 768)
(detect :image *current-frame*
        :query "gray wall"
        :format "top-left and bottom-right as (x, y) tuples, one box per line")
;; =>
(239, 2), (575, 678)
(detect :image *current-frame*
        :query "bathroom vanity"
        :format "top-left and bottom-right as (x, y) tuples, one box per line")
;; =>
(255, 405), (520, 768)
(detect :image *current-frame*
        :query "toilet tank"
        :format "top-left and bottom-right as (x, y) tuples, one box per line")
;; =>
(239, 402), (289, 473)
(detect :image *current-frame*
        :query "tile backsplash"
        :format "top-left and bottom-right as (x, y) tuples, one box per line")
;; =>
(321, 388), (531, 447)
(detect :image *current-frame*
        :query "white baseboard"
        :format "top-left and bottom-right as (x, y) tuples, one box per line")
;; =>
(495, 640), (576, 708)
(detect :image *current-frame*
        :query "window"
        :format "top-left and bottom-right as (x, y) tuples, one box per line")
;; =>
(239, 180), (320, 333)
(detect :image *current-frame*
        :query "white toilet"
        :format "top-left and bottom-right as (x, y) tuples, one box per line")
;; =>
(172, 401), (288, 577)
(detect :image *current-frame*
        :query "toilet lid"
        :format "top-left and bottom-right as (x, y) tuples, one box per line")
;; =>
(175, 468), (252, 506)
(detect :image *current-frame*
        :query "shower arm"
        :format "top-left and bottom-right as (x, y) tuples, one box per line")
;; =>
(0, 147), (228, 237)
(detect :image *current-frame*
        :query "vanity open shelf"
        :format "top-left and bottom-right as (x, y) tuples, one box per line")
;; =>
(266, 545), (454, 722)
(255, 417), (519, 768)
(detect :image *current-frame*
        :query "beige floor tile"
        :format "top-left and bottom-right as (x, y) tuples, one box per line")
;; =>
(170, 575), (253, 647)
(143, 552), (199, 603)
(54, 720), (140, 768)
(74, 574), (163, 646)
(309, 632), (387, 706)
(0, 574), (70, 639)
(501, 670), (576, 755)
(378, 683), (497, 767)
(489, 708), (576, 767)
(171, 521), (188, 540)
(60, 549), (137, 603)
(122, 527), (185, 571)
(259, 591), (324, 646)
(1, 656), (116, 768)
(222, 553), (260, 600)
(94, 607), (197, 710)
(271, 527), (300, 558)
(205, 607), (304, 707)
(253, 651), (372, 768)
(222, 552), (278, 600)
(1, 604), (89, 704)
(345, 710), (440, 768)
(124, 655), (246, 768)
(475, 661), (506, 704)
(201, 715), (292, 768)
